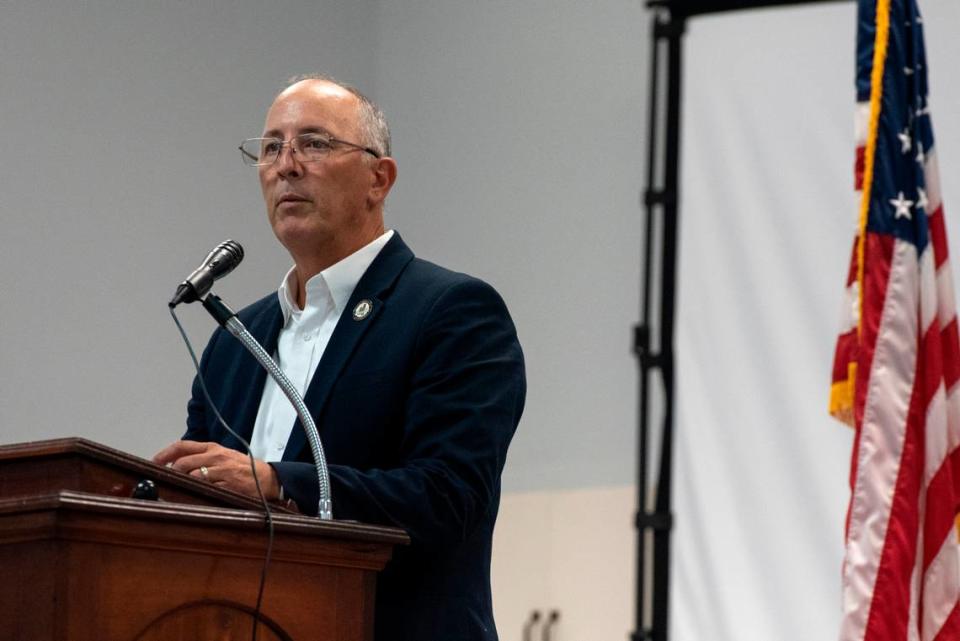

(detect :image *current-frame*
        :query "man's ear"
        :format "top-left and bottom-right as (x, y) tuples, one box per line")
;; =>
(368, 157), (398, 207)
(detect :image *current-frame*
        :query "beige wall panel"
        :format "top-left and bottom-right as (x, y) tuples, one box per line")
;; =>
(492, 485), (636, 641)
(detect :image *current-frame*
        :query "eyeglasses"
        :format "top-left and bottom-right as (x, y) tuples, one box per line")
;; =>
(239, 133), (381, 166)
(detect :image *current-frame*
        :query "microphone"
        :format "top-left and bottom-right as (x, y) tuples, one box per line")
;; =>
(169, 240), (244, 307)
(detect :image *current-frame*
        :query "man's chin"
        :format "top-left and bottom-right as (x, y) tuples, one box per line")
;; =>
(273, 221), (329, 251)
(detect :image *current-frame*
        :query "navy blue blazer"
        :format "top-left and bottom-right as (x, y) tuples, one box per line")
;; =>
(184, 233), (526, 640)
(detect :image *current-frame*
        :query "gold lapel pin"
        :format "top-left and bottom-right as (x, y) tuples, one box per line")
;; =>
(352, 299), (373, 321)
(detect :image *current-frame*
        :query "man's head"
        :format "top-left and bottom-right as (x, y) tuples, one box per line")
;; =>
(257, 75), (397, 272)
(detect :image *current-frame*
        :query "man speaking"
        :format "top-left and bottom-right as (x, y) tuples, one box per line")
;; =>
(153, 75), (526, 640)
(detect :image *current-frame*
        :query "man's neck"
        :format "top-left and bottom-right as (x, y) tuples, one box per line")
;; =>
(289, 228), (386, 309)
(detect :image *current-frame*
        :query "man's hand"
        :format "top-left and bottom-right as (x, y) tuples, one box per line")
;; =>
(152, 440), (281, 502)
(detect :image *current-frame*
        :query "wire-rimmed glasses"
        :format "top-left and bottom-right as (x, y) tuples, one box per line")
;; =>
(239, 133), (381, 166)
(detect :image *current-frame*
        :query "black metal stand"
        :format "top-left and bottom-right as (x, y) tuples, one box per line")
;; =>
(633, 6), (685, 641)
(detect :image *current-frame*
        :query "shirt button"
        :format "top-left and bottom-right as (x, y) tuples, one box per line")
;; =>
(275, 443), (285, 451)
(303, 332), (313, 342)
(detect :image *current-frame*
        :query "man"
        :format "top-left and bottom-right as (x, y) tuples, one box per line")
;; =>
(153, 75), (525, 640)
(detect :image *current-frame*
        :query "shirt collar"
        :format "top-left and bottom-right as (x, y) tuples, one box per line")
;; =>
(277, 229), (394, 324)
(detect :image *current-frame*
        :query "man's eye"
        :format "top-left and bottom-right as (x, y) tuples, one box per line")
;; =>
(303, 137), (333, 151)
(262, 141), (283, 155)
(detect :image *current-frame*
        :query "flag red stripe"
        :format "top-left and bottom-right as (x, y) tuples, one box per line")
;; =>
(855, 232), (897, 428)
(930, 204), (948, 269)
(856, 145), (866, 191)
(954, 442), (960, 503)
(943, 317), (960, 392)
(833, 329), (857, 384)
(921, 320), (945, 413)
(924, 444), (960, 570)
(862, 336), (926, 641)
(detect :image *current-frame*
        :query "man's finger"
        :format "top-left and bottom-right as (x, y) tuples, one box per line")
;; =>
(152, 440), (208, 465)
(187, 465), (215, 482)
(168, 452), (218, 474)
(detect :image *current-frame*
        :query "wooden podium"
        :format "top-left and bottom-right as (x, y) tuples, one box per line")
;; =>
(0, 438), (408, 641)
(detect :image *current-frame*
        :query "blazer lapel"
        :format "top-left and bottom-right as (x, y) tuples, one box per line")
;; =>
(282, 233), (414, 461)
(221, 298), (284, 451)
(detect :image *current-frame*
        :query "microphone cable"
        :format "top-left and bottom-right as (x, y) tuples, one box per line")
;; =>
(170, 306), (275, 641)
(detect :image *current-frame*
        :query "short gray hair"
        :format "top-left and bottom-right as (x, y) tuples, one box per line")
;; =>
(283, 73), (392, 158)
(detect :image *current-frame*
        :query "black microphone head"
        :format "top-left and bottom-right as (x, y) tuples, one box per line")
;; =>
(169, 239), (245, 307)
(212, 240), (244, 269)
(203, 240), (244, 280)
(193, 239), (244, 293)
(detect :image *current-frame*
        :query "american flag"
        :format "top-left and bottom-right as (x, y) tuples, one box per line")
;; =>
(829, 0), (960, 639)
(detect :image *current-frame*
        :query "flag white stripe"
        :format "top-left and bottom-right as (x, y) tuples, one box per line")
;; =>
(840, 281), (860, 333)
(935, 266), (956, 330)
(925, 386), (948, 485)
(925, 148), (942, 215)
(856, 102), (871, 146)
(841, 240), (920, 641)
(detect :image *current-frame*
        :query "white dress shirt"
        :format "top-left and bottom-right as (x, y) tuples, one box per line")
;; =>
(249, 229), (394, 462)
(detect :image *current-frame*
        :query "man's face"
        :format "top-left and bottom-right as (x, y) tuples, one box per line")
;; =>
(258, 80), (379, 260)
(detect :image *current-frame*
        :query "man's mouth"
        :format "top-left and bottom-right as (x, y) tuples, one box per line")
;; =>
(277, 193), (310, 207)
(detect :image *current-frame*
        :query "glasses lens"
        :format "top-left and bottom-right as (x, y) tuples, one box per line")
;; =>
(239, 138), (273, 166)
(296, 134), (334, 161)
(240, 138), (260, 167)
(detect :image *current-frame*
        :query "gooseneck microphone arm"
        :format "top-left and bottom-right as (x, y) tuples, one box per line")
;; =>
(202, 294), (333, 520)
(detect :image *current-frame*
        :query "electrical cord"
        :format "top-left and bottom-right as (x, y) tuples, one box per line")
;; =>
(170, 306), (274, 641)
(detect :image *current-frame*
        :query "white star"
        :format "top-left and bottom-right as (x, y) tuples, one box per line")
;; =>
(917, 187), (929, 213)
(898, 129), (912, 153)
(916, 142), (925, 165)
(890, 192), (914, 220)
(904, 66), (914, 76)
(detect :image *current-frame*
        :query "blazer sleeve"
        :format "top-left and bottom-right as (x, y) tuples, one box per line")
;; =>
(183, 327), (221, 442)
(271, 277), (526, 548)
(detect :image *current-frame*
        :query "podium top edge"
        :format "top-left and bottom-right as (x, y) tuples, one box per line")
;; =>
(0, 436), (116, 459)
(0, 489), (410, 545)
(0, 438), (408, 544)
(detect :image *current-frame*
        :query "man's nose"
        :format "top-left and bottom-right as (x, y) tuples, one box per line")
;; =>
(274, 144), (303, 178)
